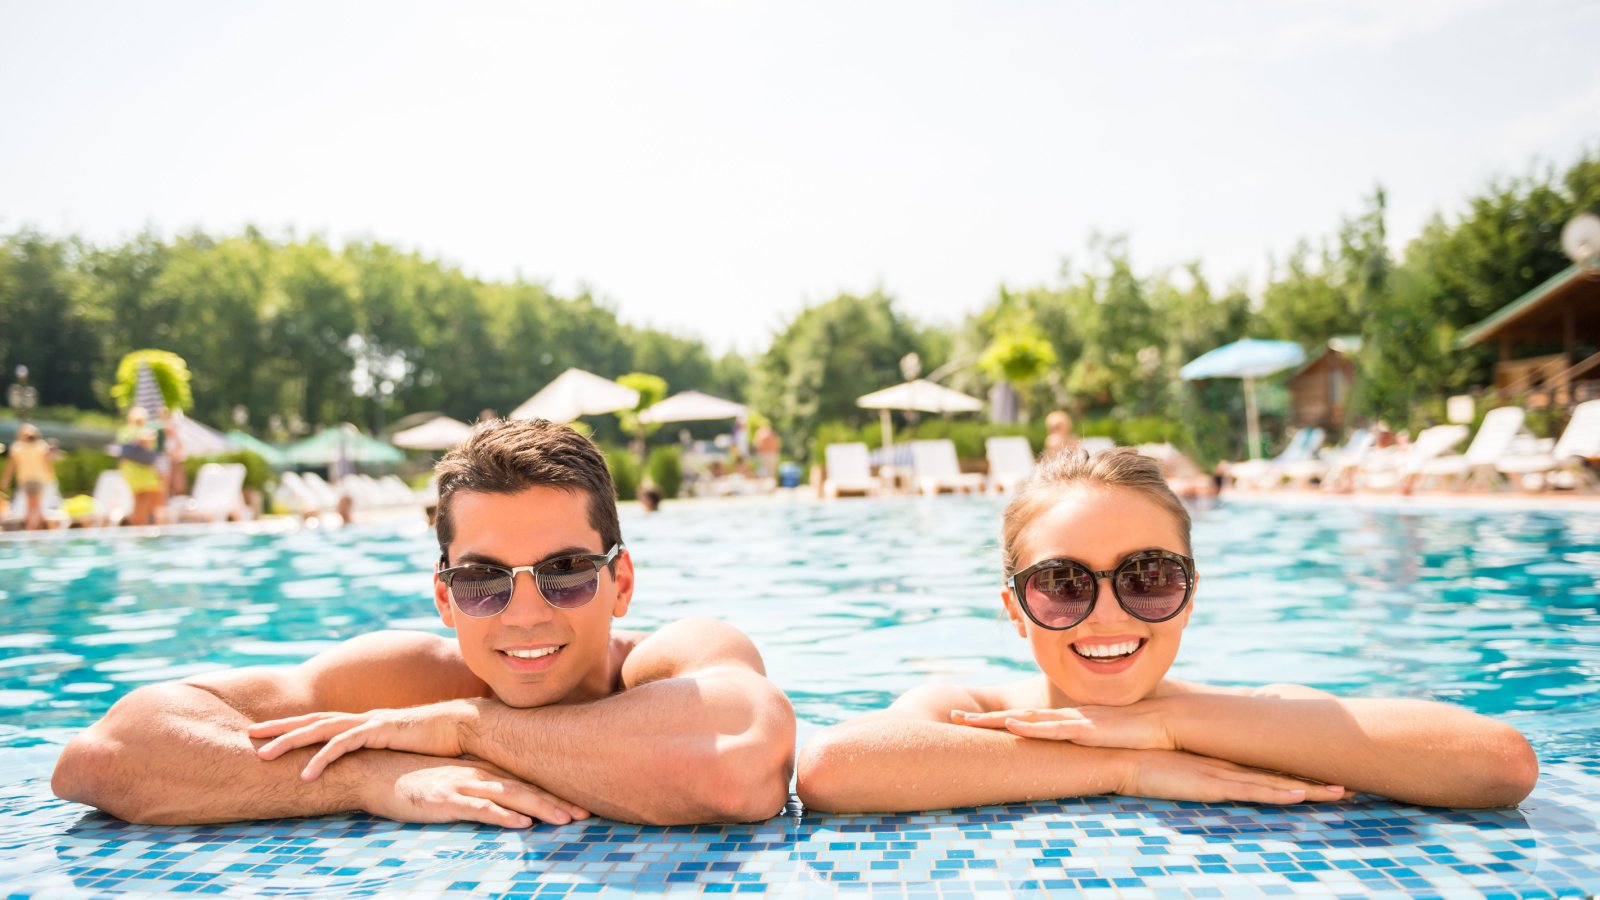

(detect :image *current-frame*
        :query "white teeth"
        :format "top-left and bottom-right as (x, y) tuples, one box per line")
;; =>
(504, 646), (560, 659)
(1074, 640), (1142, 660)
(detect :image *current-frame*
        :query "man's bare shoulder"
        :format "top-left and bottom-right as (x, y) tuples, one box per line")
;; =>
(617, 619), (766, 689)
(185, 630), (490, 717)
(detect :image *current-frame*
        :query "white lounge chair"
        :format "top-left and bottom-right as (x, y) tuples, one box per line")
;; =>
(985, 436), (1035, 492)
(83, 469), (134, 527)
(822, 443), (882, 498)
(1229, 427), (1325, 490)
(274, 471), (329, 519)
(175, 463), (249, 522)
(1357, 424), (1469, 492)
(1078, 436), (1116, 456)
(1282, 428), (1373, 490)
(1417, 407), (1526, 492)
(1498, 399), (1600, 492)
(910, 440), (986, 495)
(1, 480), (68, 530)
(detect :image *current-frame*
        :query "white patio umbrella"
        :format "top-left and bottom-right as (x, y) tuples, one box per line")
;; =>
(391, 415), (474, 450)
(1180, 339), (1306, 460)
(638, 390), (748, 424)
(510, 368), (640, 424)
(166, 411), (230, 456)
(857, 379), (984, 449)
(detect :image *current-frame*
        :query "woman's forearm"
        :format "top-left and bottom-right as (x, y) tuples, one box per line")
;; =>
(1161, 694), (1538, 807)
(798, 719), (1128, 813)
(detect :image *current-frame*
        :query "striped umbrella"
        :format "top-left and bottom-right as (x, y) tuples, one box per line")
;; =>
(133, 364), (167, 415)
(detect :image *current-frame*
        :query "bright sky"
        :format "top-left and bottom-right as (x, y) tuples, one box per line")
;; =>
(3, 1), (1597, 353)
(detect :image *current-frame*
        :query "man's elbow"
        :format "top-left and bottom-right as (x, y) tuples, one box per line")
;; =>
(52, 732), (150, 823)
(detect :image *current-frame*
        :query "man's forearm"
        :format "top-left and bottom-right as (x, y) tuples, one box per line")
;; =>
(53, 682), (375, 823)
(799, 719), (1128, 813)
(1163, 694), (1538, 806)
(461, 672), (793, 824)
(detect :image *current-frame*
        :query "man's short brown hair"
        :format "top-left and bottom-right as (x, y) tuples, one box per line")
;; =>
(433, 418), (621, 563)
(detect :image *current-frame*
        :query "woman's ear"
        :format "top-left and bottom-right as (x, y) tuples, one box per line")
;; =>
(1002, 587), (1029, 639)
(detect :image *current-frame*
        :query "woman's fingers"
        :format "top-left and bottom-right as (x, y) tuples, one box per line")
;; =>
(1002, 716), (1092, 740)
(1211, 766), (1345, 803)
(953, 708), (1072, 728)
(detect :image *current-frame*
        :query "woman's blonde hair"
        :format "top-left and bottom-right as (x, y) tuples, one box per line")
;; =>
(1001, 447), (1192, 575)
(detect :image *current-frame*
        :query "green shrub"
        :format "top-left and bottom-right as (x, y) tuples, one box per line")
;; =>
(646, 445), (683, 499)
(185, 450), (274, 493)
(55, 449), (118, 495)
(605, 447), (640, 502)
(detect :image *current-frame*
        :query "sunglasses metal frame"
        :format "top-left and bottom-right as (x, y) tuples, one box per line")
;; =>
(437, 543), (624, 617)
(1006, 548), (1196, 631)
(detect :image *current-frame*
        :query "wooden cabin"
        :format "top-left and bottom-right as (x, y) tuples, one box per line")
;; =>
(1458, 264), (1600, 410)
(1286, 337), (1359, 433)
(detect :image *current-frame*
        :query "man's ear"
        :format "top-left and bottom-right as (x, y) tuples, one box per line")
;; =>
(434, 570), (457, 629)
(1002, 587), (1028, 639)
(610, 549), (635, 619)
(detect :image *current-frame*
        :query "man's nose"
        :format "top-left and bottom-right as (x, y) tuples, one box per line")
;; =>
(498, 570), (557, 625)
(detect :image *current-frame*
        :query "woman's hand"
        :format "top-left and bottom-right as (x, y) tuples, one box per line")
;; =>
(953, 702), (1177, 750)
(1118, 748), (1344, 805)
(250, 700), (477, 780)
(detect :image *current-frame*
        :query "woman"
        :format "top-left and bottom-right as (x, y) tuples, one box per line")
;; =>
(118, 407), (165, 526)
(797, 448), (1537, 812)
(2, 424), (56, 530)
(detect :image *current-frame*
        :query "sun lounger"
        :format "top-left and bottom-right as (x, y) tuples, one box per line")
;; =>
(173, 463), (250, 522)
(1357, 424), (1469, 492)
(985, 436), (1035, 492)
(1498, 399), (1600, 492)
(822, 443), (882, 498)
(1282, 428), (1373, 490)
(1229, 427), (1325, 490)
(1078, 437), (1116, 456)
(1416, 407), (1526, 492)
(274, 471), (329, 519)
(1, 480), (69, 530)
(80, 469), (134, 527)
(910, 440), (986, 495)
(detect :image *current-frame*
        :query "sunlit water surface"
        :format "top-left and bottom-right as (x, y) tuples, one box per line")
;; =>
(1, 496), (1598, 764)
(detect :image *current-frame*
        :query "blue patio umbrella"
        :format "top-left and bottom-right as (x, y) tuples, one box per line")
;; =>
(1180, 339), (1306, 460)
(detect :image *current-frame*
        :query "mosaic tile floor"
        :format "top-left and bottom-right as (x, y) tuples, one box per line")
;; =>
(4, 761), (1599, 898)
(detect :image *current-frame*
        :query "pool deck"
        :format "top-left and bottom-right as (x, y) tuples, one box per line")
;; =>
(5, 759), (1599, 898)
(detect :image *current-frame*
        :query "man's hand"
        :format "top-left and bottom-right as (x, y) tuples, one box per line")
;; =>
(360, 755), (590, 827)
(251, 700), (479, 780)
(1118, 748), (1344, 804)
(952, 702), (1177, 750)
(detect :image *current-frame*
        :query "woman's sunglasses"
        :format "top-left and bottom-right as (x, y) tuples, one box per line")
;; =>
(1007, 549), (1195, 631)
(438, 544), (623, 618)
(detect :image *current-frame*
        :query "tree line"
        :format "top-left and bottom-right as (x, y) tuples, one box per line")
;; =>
(3, 148), (1596, 464)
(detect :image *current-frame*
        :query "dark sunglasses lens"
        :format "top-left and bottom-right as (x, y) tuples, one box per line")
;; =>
(1024, 563), (1096, 628)
(448, 566), (514, 616)
(536, 556), (603, 609)
(1114, 555), (1191, 621)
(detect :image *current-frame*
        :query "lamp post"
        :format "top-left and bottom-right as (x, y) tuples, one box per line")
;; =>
(7, 366), (38, 422)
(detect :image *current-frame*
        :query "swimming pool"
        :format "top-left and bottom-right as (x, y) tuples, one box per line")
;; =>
(2, 497), (1599, 896)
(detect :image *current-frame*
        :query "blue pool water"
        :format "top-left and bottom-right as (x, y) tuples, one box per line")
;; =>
(2, 496), (1599, 896)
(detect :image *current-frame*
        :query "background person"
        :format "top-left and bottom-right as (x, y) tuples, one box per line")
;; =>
(798, 448), (1537, 813)
(53, 418), (795, 827)
(1043, 410), (1077, 457)
(117, 406), (164, 526)
(1, 423), (57, 530)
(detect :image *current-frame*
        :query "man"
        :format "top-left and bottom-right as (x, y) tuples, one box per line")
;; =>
(53, 419), (796, 826)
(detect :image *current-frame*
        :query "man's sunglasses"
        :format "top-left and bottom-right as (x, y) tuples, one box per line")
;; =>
(1007, 549), (1195, 631)
(438, 544), (623, 618)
